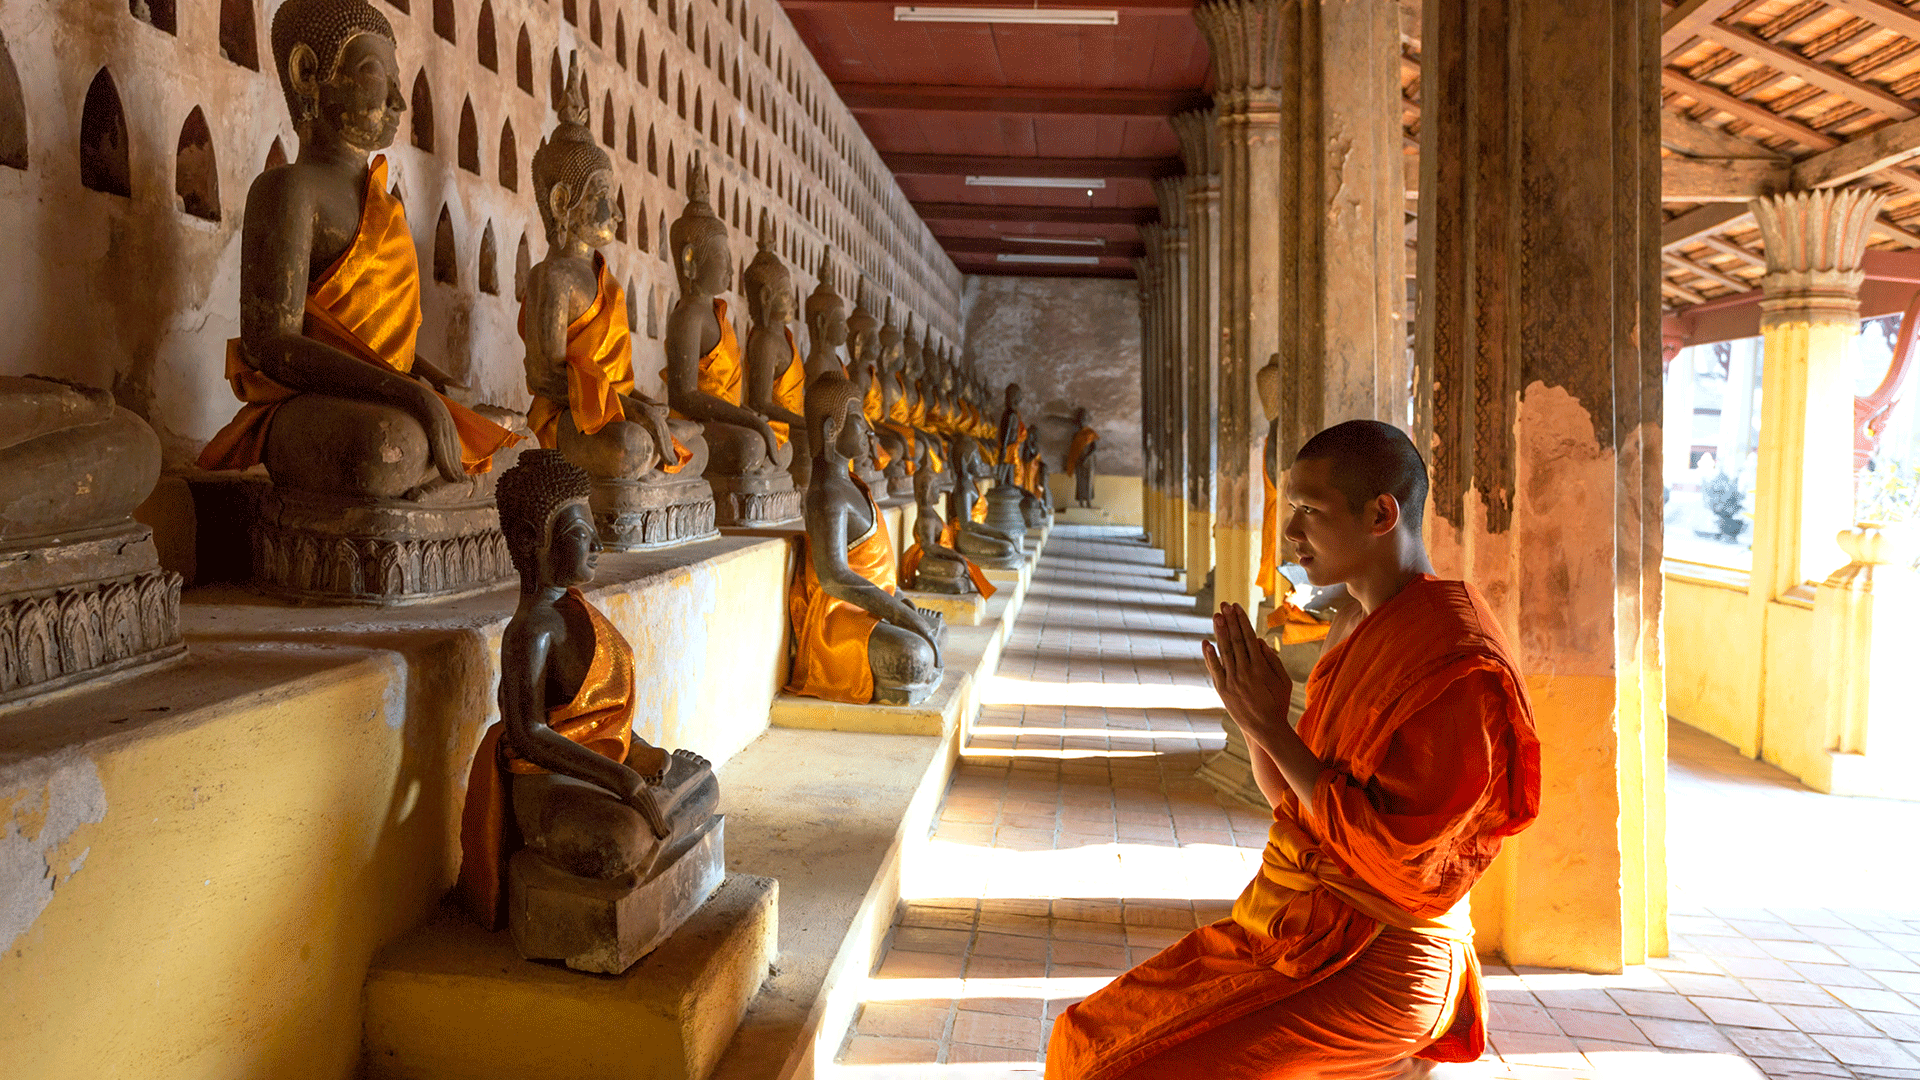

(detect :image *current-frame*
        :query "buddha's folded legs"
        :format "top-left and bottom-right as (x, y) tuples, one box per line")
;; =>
(700, 418), (791, 477)
(262, 393), (439, 500)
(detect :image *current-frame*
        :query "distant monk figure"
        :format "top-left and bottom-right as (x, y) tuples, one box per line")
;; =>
(1046, 420), (1541, 1080)
(1066, 407), (1099, 508)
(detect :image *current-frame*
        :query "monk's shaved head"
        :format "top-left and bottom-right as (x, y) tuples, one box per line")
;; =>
(1293, 420), (1428, 534)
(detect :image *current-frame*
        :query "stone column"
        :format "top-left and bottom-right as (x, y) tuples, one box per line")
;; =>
(1173, 109), (1222, 597)
(1196, 0), (1285, 617)
(1134, 247), (1163, 545)
(1810, 526), (1920, 798)
(1416, 0), (1665, 970)
(1155, 178), (1192, 576)
(1748, 189), (1884, 598)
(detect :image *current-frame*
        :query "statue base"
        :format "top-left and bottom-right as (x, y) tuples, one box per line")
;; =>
(250, 487), (513, 605)
(886, 467), (914, 499)
(509, 814), (727, 975)
(707, 473), (802, 527)
(906, 555), (975, 595)
(0, 523), (184, 704)
(1020, 491), (1050, 529)
(957, 524), (1024, 570)
(983, 484), (1030, 545)
(1057, 506), (1112, 525)
(592, 474), (720, 551)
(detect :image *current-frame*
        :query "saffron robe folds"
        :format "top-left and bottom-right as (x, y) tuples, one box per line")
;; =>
(765, 329), (808, 445)
(667, 298), (745, 418)
(901, 520), (997, 599)
(1066, 428), (1100, 476)
(1258, 467), (1280, 602)
(1047, 576), (1541, 1080)
(522, 254), (689, 471)
(456, 588), (639, 930)
(785, 477), (901, 704)
(198, 157), (518, 474)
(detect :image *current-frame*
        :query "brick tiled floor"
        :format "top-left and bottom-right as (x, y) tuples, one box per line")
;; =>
(830, 527), (1920, 1079)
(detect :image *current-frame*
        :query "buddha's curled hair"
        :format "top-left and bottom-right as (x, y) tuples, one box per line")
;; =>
(497, 449), (595, 582)
(271, 0), (396, 130)
(805, 369), (862, 447)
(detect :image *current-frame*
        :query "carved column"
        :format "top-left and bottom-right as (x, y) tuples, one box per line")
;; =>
(1173, 109), (1221, 596)
(1196, 0), (1285, 617)
(1134, 246), (1163, 544)
(1155, 179), (1192, 575)
(1810, 526), (1920, 798)
(1416, 0), (1664, 969)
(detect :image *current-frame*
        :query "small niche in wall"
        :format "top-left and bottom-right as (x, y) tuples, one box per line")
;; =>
(549, 51), (564, 110)
(79, 68), (132, 197)
(626, 277), (638, 329)
(384, 0), (408, 13)
(637, 199), (649, 251)
(615, 14), (627, 68)
(647, 287), (660, 338)
(433, 206), (458, 285)
(656, 56), (666, 102)
(646, 125), (656, 174)
(219, 0), (259, 69)
(0, 33), (27, 170)
(638, 32), (648, 83)
(666, 145), (675, 189)
(411, 71), (434, 151)
(175, 105), (220, 220)
(516, 27), (533, 94)
(657, 213), (667, 263)
(625, 110), (637, 163)
(615, 188), (626, 243)
(666, 1), (675, 31)
(477, 2), (497, 70)
(479, 222), (499, 295)
(676, 75), (685, 120)
(514, 232), (530, 300)
(499, 120), (517, 190)
(563, 0), (577, 26)
(263, 136), (287, 171)
(433, 0), (456, 43)
(589, 0), (602, 46)
(693, 89), (702, 132)
(131, 0), (177, 36)
(458, 98), (479, 173)
(601, 92), (614, 148)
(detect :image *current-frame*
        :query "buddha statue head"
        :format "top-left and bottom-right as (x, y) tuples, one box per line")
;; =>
(1076, 406), (1091, 428)
(532, 54), (619, 251)
(670, 160), (731, 298)
(913, 448), (953, 507)
(743, 209), (796, 328)
(1004, 382), (1023, 411)
(805, 248), (847, 350)
(901, 318), (924, 379)
(497, 448), (600, 593)
(878, 300), (904, 373)
(805, 370), (865, 462)
(1256, 352), (1281, 424)
(270, 0), (403, 148)
(845, 281), (880, 368)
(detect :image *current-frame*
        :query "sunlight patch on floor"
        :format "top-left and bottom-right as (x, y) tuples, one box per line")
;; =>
(978, 675), (1223, 711)
(903, 837), (1257, 904)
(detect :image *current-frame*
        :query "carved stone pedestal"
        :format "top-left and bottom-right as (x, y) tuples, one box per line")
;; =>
(1020, 492), (1050, 529)
(907, 555), (974, 595)
(0, 524), (184, 704)
(509, 814), (726, 975)
(984, 485), (1030, 546)
(707, 473), (803, 527)
(250, 488), (514, 605)
(591, 474), (719, 550)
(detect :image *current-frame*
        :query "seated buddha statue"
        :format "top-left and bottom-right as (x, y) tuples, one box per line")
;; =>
(874, 304), (918, 497)
(520, 57), (714, 549)
(804, 256), (888, 490)
(900, 453), (995, 598)
(848, 288), (906, 489)
(1020, 428), (1051, 528)
(947, 436), (1022, 569)
(984, 383), (1033, 539)
(198, 0), (517, 502)
(663, 163), (798, 526)
(458, 449), (722, 971)
(787, 372), (946, 706)
(743, 210), (809, 491)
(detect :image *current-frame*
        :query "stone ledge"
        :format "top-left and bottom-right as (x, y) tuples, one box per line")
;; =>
(363, 873), (777, 1080)
(902, 589), (987, 626)
(1057, 506), (1112, 526)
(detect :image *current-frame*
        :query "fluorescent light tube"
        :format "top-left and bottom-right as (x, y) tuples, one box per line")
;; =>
(996, 253), (1103, 265)
(1004, 235), (1106, 247)
(965, 176), (1107, 189)
(895, 6), (1120, 25)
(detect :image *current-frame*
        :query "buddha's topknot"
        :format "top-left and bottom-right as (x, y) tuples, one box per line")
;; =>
(532, 54), (613, 242)
(271, 0), (396, 131)
(743, 208), (792, 325)
(669, 160), (729, 288)
(496, 449), (594, 584)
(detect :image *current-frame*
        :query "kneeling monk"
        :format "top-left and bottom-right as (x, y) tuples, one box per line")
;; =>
(1047, 420), (1541, 1080)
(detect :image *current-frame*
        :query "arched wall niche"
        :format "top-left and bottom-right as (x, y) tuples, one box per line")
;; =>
(433, 206), (458, 285)
(219, 0), (259, 70)
(130, 0), (177, 36)
(457, 97), (479, 173)
(615, 14), (627, 68)
(625, 110), (637, 163)
(514, 232), (531, 300)
(433, 0), (456, 42)
(589, 0), (602, 46)
(477, 1), (497, 70)
(263, 136), (287, 171)
(614, 188), (626, 242)
(499, 120), (517, 190)
(563, 0), (577, 26)
(549, 50), (564, 108)
(175, 105), (219, 220)
(478, 222), (498, 295)
(0, 32), (26, 170)
(601, 92), (614, 147)
(79, 68), (131, 197)
(516, 26), (533, 93)
(410, 71), (434, 151)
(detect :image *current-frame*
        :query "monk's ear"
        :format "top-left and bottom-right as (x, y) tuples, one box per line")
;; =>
(1371, 493), (1402, 537)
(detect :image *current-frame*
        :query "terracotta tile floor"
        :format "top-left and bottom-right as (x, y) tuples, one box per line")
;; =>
(829, 527), (1920, 1079)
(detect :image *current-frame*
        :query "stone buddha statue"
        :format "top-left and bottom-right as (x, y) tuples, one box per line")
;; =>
(786, 371), (946, 706)
(1021, 427), (1050, 528)
(947, 434), (1022, 570)
(196, 0), (523, 601)
(847, 285), (903, 489)
(874, 303), (917, 497)
(803, 253), (887, 491)
(521, 55), (715, 549)
(742, 209), (809, 491)
(900, 455), (994, 598)
(662, 162), (799, 526)
(1066, 406), (1100, 509)
(984, 383), (1032, 539)
(458, 448), (723, 973)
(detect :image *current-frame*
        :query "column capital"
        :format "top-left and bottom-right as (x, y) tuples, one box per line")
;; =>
(1153, 177), (1189, 230)
(1194, 0), (1285, 96)
(1171, 107), (1219, 175)
(1751, 188), (1887, 322)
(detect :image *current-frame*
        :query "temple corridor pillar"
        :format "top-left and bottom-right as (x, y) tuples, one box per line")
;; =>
(1155, 179), (1193, 576)
(1135, 244), (1165, 545)
(1415, 0), (1665, 970)
(1196, 0), (1285, 618)
(1174, 109), (1222, 596)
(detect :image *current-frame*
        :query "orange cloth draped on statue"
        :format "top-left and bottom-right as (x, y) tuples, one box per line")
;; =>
(1066, 428), (1099, 475)
(859, 370), (893, 469)
(455, 588), (638, 931)
(1258, 467), (1279, 601)
(785, 477), (900, 704)
(765, 328), (808, 445)
(197, 156), (519, 474)
(881, 374), (919, 473)
(1268, 600), (1332, 645)
(666, 298), (744, 418)
(900, 531), (996, 599)
(1046, 576), (1541, 1080)
(520, 253), (690, 472)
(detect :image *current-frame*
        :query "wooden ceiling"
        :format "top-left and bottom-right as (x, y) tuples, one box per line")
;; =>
(779, 0), (1210, 278)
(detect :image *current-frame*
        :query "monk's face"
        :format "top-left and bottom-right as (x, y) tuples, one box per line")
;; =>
(542, 502), (601, 587)
(1284, 457), (1395, 588)
(317, 34), (404, 152)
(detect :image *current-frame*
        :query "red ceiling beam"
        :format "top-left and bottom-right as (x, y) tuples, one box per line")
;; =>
(784, 0), (1194, 9)
(884, 153), (1183, 179)
(839, 83), (1209, 117)
(940, 236), (1147, 258)
(913, 201), (1159, 224)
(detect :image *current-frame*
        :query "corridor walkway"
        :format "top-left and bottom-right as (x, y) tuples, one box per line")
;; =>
(829, 527), (1920, 1079)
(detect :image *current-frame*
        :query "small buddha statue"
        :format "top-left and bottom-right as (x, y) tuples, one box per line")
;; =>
(742, 209), (809, 490)
(521, 55), (715, 549)
(663, 162), (800, 526)
(900, 454), (995, 598)
(947, 436), (1022, 569)
(875, 303), (917, 497)
(458, 448), (722, 972)
(196, 0), (522, 601)
(1020, 428), (1050, 528)
(787, 372), (946, 706)
(1066, 406), (1100, 509)
(984, 383), (1033, 540)
(803, 254), (888, 490)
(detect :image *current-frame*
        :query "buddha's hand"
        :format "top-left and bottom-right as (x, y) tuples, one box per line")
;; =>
(900, 603), (944, 666)
(755, 417), (782, 459)
(408, 385), (467, 484)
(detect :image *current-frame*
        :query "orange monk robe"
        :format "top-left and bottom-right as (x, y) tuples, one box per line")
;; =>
(198, 157), (519, 473)
(859, 370), (893, 470)
(1258, 467), (1280, 602)
(455, 588), (638, 930)
(666, 297), (748, 421)
(1047, 576), (1541, 1080)
(899, 538), (996, 599)
(881, 373), (920, 473)
(1066, 428), (1099, 476)
(1268, 600), (1333, 645)
(765, 328), (809, 445)
(785, 477), (902, 704)
(519, 254), (691, 471)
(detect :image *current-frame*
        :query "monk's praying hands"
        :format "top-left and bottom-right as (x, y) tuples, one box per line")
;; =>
(1202, 601), (1325, 811)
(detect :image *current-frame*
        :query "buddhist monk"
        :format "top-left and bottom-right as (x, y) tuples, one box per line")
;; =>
(1046, 419), (1542, 1080)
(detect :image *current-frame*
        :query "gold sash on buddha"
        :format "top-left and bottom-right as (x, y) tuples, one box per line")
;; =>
(456, 588), (638, 930)
(785, 477), (900, 704)
(667, 297), (744, 417)
(1067, 428), (1099, 475)
(766, 328), (808, 445)
(197, 157), (519, 474)
(903, 524), (996, 599)
(523, 254), (690, 471)
(1258, 466), (1279, 601)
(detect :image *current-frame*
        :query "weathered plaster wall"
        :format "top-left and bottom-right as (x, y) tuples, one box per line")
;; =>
(0, 0), (962, 469)
(959, 275), (1143, 478)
